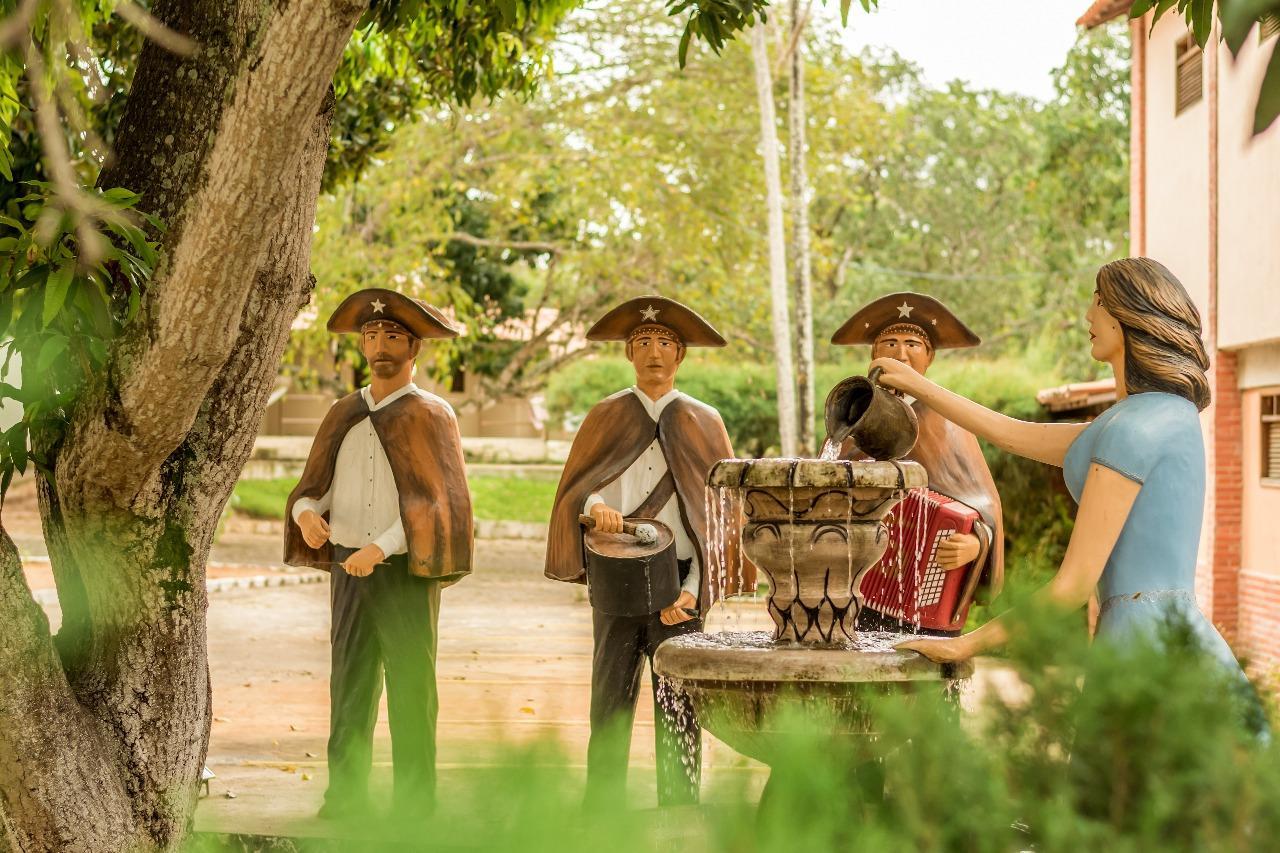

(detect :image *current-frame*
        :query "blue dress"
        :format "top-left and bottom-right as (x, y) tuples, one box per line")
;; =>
(1063, 392), (1247, 681)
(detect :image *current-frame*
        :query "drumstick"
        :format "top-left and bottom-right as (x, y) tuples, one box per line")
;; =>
(578, 514), (659, 546)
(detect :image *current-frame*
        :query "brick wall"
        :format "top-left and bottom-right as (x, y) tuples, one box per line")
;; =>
(1210, 350), (1243, 642)
(1239, 570), (1280, 671)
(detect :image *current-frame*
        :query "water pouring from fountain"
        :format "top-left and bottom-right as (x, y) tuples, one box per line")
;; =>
(653, 369), (974, 792)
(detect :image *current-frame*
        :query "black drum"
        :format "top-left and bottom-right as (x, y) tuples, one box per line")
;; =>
(583, 517), (679, 617)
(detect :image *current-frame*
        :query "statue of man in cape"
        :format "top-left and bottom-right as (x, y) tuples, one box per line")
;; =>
(545, 295), (753, 807)
(284, 288), (473, 821)
(831, 292), (1004, 637)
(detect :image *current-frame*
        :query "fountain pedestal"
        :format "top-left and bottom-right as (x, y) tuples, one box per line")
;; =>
(653, 458), (970, 775)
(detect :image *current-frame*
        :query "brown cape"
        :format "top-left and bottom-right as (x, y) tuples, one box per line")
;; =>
(545, 389), (754, 610)
(284, 389), (474, 586)
(841, 401), (1004, 601)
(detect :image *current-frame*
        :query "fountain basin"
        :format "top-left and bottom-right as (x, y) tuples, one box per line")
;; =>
(654, 631), (971, 765)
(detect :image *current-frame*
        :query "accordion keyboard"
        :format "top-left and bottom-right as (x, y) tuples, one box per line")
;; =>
(917, 527), (955, 607)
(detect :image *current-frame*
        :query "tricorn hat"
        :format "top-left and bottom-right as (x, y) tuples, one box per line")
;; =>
(587, 295), (726, 347)
(830, 292), (980, 349)
(327, 288), (464, 339)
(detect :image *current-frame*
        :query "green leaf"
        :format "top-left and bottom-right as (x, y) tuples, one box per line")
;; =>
(1221, 0), (1280, 54)
(37, 335), (69, 373)
(678, 24), (692, 68)
(43, 265), (74, 327)
(1129, 0), (1158, 18)
(841, 0), (852, 26)
(100, 187), (141, 207)
(1254, 43), (1280, 133)
(0, 292), (11, 337)
(1191, 0), (1214, 47)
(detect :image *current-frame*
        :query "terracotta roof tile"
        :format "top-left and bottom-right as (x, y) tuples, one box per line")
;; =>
(1078, 0), (1134, 28)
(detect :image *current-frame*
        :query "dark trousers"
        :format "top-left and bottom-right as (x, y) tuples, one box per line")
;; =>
(326, 546), (441, 811)
(586, 602), (703, 807)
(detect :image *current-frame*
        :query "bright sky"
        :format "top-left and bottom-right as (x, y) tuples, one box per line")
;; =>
(817, 0), (1101, 102)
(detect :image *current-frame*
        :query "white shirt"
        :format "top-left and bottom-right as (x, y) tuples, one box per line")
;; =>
(291, 383), (421, 557)
(584, 387), (700, 599)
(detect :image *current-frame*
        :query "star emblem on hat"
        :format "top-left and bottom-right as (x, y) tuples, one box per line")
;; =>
(640, 305), (660, 322)
(897, 301), (914, 318)
(371, 298), (386, 314)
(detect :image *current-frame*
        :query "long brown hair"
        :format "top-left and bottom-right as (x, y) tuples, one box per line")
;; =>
(1095, 258), (1211, 411)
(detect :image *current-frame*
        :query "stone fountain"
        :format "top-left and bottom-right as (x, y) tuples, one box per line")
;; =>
(653, 375), (973, 781)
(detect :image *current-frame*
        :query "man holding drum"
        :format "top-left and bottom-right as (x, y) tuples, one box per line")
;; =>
(545, 296), (752, 807)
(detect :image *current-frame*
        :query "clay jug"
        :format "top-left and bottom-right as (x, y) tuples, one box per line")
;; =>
(823, 367), (919, 460)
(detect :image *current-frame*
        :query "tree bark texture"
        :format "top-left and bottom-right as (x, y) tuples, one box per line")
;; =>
(787, 0), (815, 455)
(0, 0), (364, 848)
(751, 25), (798, 457)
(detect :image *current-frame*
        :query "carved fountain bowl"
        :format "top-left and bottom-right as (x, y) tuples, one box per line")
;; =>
(710, 458), (928, 645)
(653, 457), (968, 770)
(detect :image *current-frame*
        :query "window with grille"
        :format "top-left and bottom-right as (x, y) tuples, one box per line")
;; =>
(1264, 394), (1280, 481)
(1176, 34), (1204, 115)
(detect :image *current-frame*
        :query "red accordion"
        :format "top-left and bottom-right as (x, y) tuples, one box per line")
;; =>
(859, 489), (985, 633)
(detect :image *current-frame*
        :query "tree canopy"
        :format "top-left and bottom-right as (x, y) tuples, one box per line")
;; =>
(290, 2), (1131, 415)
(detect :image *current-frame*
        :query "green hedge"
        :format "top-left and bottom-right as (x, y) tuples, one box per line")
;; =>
(547, 354), (1058, 455)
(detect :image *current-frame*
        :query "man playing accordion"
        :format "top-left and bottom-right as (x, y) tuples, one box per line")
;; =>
(830, 292), (1004, 638)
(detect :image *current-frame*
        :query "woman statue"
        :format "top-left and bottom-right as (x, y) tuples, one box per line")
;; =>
(879, 258), (1255, 695)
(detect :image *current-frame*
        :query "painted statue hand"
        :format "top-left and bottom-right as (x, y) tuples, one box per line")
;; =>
(590, 502), (625, 535)
(342, 545), (384, 578)
(660, 591), (697, 626)
(895, 634), (978, 664)
(868, 357), (924, 396)
(297, 510), (330, 549)
(936, 532), (981, 571)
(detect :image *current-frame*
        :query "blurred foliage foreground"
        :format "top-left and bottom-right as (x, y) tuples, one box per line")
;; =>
(191, 595), (1274, 852)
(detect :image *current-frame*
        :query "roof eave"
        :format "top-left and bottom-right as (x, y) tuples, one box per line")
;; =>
(1077, 0), (1135, 29)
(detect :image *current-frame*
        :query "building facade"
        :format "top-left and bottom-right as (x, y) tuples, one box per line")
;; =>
(1081, 2), (1280, 667)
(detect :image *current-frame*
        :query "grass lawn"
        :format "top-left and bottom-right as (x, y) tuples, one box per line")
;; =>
(233, 473), (558, 525)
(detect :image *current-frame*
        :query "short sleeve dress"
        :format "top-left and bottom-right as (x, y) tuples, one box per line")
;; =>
(1063, 392), (1246, 681)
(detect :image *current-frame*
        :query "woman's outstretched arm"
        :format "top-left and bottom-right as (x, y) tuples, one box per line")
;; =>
(898, 463), (1140, 663)
(869, 357), (1090, 468)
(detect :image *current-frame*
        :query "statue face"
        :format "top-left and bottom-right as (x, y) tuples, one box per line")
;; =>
(627, 331), (684, 384)
(871, 331), (933, 375)
(1086, 291), (1124, 364)
(361, 326), (420, 379)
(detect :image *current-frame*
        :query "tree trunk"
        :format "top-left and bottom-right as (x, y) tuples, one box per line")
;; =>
(751, 25), (798, 457)
(0, 0), (364, 848)
(787, 0), (815, 454)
